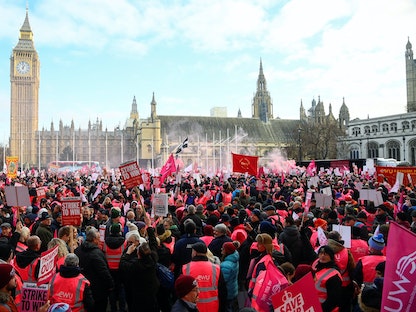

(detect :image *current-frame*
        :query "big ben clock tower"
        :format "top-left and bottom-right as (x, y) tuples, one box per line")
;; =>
(10, 9), (40, 168)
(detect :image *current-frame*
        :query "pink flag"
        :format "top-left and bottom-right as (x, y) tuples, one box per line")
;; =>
(394, 191), (404, 218)
(281, 173), (285, 185)
(160, 154), (176, 182)
(381, 222), (416, 311)
(306, 160), (316, 177)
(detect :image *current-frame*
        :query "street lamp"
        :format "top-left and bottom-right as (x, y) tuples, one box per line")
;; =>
(403, 136), (406, 161)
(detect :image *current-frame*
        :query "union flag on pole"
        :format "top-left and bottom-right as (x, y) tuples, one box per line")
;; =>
(232, 153), (258, 176)
(381, 222), (416, 311)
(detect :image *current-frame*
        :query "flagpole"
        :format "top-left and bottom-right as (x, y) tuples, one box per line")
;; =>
(227, 128), (230, 173)
(197, 135), (200, 171)
(88, 130), (91, 167)
(235, 125), (237, 152)
(72, 131), (75, 170)
(56, 132), (58, 164)
(213, 132), (215, 174)
(219, 130), (222, 174)
(105, 130), (108, 169)
(205, 133), (208, 172)
(151, 136), (154, 173)
(120, 131), (124, 163)
(38, 131), (41, 170)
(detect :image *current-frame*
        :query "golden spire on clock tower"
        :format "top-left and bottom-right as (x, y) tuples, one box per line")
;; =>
(10, 8), (40, 168)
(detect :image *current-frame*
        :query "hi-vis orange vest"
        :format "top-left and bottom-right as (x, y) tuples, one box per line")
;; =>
(334, 248), (351, 287)
(163, 237), (175, 254)
(359, 255), (386, 283)
(183, 261), (220, 312)
(49, 273), (90, 312)
(103, 242), (126, 270)
(315, 268), (342, 312)
(15, 242), (28, 253)
(14, 258), (39, 283)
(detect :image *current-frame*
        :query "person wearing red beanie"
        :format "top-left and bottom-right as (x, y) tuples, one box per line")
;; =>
(171, 274), (199, 312)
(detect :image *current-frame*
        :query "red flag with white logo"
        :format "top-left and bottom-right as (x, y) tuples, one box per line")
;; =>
(232, 153), (258, 176)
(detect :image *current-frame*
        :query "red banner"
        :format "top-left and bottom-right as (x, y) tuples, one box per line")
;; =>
(119, 160), (143, 189)
(36, 187), (46, 200)
(272, 272), (322, 312)
(160, 154), (176, 182)
(376, 166), (416, 186)
(61, 197), (82, 226)
(232, 153), (258, 176)
(381, 222), (416, 311)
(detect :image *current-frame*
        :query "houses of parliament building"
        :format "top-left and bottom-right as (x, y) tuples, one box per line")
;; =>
(19, 9), (416, 172)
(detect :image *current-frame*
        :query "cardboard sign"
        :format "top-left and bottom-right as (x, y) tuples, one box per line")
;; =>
(37, 245), (59, 285)
(331, 225), (352, 249)
(153, 193), (168, 216)
(61, 197), (82, 226)
(272, 272), (322, 312)
(119, 160), (143, 189)
(4, 185), (31, 207)
(21, 283), (48, 312)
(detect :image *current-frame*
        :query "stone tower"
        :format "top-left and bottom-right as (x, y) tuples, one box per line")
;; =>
(10, 9), (40, 168)
(252, 59), (273, 122)
(406, 37), (416, 112)
(339, 97), (350, 128)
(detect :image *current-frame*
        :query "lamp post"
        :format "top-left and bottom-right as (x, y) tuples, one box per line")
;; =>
(366, 133), (370, 158)
(359, 140), (362, 159)
(403, 136), (406, 161)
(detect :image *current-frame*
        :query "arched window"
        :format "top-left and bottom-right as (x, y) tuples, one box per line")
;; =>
(352, 127), (361, 136)
(390, 123), (397, 132)
(364, 126), (370, 134)
(411, 120), (416, 130)
(371, 125), (378, 133)
(402, 121), (410, 130)
(367, 141), (379, 158)
(349, 145), (360, 159)
(410, 139), (416, 165)
(386, 140), (400, 160)
(382, 123), (389, 132)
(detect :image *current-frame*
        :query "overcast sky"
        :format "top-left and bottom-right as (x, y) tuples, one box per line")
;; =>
(0, 0), (415, 143)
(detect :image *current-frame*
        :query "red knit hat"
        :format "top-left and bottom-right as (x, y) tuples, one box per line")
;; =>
(175, 275), (198, 298)
(0, 263), (15, 289)
(222, 242), (237, 255)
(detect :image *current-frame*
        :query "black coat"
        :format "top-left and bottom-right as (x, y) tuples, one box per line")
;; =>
(208, 235), (233, 258)
(74, 241), (114, 299)
(119, 250), (160, 312)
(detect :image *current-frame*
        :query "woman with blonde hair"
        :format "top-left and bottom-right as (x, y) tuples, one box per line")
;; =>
(15, 226), (30, 253)
(47, 238), (69, 271)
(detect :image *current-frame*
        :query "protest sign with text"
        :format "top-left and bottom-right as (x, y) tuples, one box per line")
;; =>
(119, 160), (143, 189)
(61, 197), (82, 226)
(21, 283), (48, 312)
(37, 245), (59, 285)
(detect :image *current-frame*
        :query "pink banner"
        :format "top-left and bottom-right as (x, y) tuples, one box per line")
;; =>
(381, 222), (416, 311)
(272, 272), (322, 312)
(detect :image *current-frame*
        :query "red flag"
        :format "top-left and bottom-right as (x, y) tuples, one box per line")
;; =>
(258, 166), (265, 178)
(232, 153), (258, 176)
(381, 222), (416, 311)
(394, 191), (404, 218)
(160, 154), (176, 182)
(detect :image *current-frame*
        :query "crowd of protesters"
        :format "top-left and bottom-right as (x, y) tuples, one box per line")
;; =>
(0, 167), (415, 312)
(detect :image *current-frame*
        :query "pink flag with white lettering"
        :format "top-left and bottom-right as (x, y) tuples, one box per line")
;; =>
(381, 222), (416, 311)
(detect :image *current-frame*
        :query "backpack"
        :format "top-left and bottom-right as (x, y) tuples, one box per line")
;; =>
(156, 263), (174, 289)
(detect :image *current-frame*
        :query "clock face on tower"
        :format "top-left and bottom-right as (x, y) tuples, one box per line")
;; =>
(16, 61), (30, 75)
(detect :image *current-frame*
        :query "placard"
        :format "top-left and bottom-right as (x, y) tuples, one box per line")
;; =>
(37, 245), (59, 285)
(61, 197), (82, 226)
(272, 272), (322, 312)
(4, 185), (31, 207)
(6, 156), (18, 179)
(153, 193), (168, 216)
(119, 160), (143, 189)
(36, 187), (46, 200)
(21, 283), (48, 312)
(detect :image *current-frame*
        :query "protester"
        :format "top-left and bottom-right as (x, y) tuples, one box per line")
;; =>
(171, 274), (199, 312)
(49, 253), (94, 311)
(75, 227), (114, 312)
